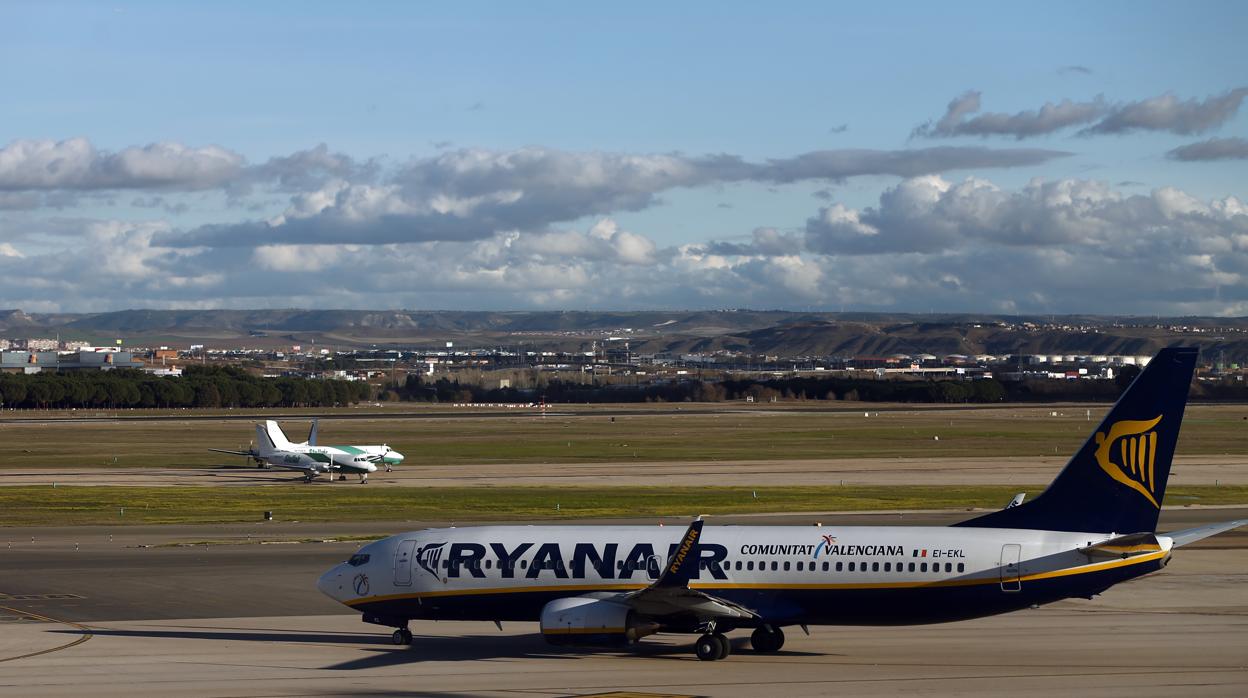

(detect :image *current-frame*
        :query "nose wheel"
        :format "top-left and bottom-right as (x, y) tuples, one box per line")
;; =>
(391, 628), (413, 645)
(695, 632), (730, 661)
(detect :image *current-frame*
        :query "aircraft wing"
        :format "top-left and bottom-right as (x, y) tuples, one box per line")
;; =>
(1165, 520), (1248, 548)
(267, 461), (339, 473)
(621, 518), (759, 622)
(208, 448), (257, 457)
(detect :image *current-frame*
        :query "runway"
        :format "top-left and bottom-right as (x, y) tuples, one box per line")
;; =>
(1, 511), (1245, 696)
(4, 454), (1247, 488)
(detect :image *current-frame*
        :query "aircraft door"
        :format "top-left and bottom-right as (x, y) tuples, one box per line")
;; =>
(999, 544), (1021, 592)
(394, 539), (417, 586)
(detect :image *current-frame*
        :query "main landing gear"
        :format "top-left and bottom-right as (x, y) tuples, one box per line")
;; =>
(750, 626), (785, 653)
(695, 632), (730, 661)
(695, 626), (785, 660)
(391, 627), (413, 645)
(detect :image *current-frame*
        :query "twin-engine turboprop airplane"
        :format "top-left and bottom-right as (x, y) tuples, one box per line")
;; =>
(212, 421), (378, 483)
(317, 347), (1245, 660)
(299, 419), (405, 472)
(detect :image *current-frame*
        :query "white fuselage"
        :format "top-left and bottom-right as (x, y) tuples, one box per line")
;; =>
(319, 524), (1172, 626)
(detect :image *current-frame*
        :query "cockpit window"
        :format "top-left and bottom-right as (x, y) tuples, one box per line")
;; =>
(347, 553), (370, 567)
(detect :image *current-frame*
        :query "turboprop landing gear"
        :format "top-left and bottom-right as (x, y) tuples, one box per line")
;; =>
(695, 632), (730, 661)
(359, 474), (369, 484)
(391, 628), (413, 645)
(750, 626), (785, 653)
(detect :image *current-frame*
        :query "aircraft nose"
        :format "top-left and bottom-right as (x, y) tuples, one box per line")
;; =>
(317, 565), (343, 599)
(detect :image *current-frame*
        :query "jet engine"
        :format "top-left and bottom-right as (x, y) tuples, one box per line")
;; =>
(539, 596), (659, 646)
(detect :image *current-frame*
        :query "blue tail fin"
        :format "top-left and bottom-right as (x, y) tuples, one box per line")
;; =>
(955, 347), (1197, 533)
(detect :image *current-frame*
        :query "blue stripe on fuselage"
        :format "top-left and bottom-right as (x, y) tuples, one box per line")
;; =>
(350, 555), (1163, 628)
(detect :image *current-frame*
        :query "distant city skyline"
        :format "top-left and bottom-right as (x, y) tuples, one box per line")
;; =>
(1, 1), (1246, 314)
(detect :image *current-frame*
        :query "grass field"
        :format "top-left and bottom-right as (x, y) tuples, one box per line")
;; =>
(0, 403), (1245, 469)
(1, 484), (1245, 527)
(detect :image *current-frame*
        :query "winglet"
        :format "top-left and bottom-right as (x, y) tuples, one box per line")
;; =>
(653, 517), (704, 589)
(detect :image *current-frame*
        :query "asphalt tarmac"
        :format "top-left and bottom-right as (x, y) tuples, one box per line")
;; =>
(1, 510), (1245, 696)
(5, 454), (1247, 488)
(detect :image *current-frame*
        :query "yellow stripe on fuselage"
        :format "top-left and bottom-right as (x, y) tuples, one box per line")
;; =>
(344, 551), (1166, 607)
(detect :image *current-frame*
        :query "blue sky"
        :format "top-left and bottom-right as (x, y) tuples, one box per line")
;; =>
(1, 1), (1246, 313)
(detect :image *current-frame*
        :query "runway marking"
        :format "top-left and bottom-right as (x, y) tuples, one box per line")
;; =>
(0, 604), (93, 664)
(0, 593), (85, 601)
(572, 693), (698, 698)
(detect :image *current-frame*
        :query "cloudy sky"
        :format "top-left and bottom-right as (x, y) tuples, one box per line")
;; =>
(1, 2), (1246, 315)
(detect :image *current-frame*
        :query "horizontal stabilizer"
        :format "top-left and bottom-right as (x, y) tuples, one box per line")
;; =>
(1165, 519), (1248, 548)
(1078, 533), (1163, 559)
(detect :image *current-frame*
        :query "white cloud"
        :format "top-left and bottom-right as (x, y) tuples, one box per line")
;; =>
(0, 138), (243, 191)
(153, 144), (1068, 248)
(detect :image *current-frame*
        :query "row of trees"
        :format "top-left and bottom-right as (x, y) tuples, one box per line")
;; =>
(0, 366), (372, 409)
(387, 374), (1012, 404)
(388, 368), (1248, 404)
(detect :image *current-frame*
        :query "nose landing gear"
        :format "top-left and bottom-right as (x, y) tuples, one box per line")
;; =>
(391, 627), (413, 645)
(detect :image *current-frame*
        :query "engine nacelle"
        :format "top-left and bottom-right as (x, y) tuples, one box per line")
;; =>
(539, 596), (659, 646)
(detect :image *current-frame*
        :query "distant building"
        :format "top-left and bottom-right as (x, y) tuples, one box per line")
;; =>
(0, 350), (144, 373)
(18, 338), (59, 351)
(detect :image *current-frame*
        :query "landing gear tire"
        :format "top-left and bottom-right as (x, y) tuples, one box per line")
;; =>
(712, 632), (730, 659)
(750, 626), (784, 653)
(391, 628), (413, 645)
(695, 634), (721, 661)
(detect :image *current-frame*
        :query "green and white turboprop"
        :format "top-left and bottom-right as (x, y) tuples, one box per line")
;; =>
(295, 419), (405, 472)
(212, 421), (378, 483)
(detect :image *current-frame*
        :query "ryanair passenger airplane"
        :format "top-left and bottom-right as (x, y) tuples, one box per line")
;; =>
(318, 348), (1245, 660)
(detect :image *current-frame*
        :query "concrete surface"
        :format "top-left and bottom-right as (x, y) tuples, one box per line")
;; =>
(1, 512), (1245, 696)
(3, 454), (1246, 488)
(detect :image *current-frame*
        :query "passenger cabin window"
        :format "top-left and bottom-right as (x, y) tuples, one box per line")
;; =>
(771, 561), (778, 571)
(747, 561), (754, 571)
(796, 561), (804, 571)
(848, 562), (855, 572)
(884, 562), (891, 572)
(908, 562), (915, 572)
(945, 563), (952, 573)
(920, 563), (928, 572)
(836, 562), (843, 571)
(872, 562), (879, 572)
(822, 561), (830, 572)
(957, 563), (965, 573)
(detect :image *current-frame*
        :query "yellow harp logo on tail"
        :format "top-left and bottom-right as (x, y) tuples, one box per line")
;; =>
(1093, 415), (1163, 508)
